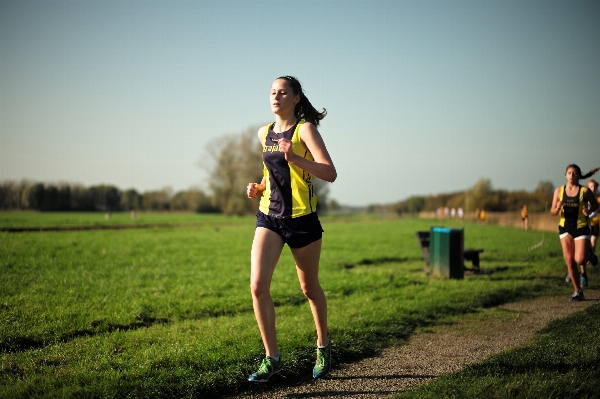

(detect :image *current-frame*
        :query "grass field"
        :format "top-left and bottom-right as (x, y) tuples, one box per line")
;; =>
(0, 212), (595, 398)
(0, 211), (230, 229)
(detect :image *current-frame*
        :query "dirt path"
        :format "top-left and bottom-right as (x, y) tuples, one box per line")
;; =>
(235, 289), (599, 399)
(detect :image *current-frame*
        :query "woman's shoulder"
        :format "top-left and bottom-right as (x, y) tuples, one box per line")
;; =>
(257, 123), (273, 138)
(298, 121), (320, 136)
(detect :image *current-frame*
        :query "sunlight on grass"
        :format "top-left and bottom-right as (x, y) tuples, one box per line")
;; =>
(0, 213), (580, 398)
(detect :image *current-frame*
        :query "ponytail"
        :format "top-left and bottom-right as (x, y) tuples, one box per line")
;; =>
(566, 164), (600, 180)
(278, 76), (327, 127)
(582, 167), (600, 180)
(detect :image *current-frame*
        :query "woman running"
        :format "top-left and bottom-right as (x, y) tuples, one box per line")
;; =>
(246, 76), (336, 382)
(521, 204), (529, 230)
(551, 164), (599, 301)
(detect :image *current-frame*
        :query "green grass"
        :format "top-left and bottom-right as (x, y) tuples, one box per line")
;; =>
(395, 304), (600, 399)
(0, 211), (234, 228)
(0, 213), (586, 398)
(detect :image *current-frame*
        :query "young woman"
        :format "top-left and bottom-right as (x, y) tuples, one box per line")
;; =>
(551, 165), (599, 301)
(246, 76), (336, 382)
(521, 204), (529, 230)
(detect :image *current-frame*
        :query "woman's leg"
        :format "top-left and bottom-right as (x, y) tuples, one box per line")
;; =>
(291, 239), (328, 346)
(250, 227), (285, 357)
(574, 238), (590, 269)
(560, 235), (580, 292)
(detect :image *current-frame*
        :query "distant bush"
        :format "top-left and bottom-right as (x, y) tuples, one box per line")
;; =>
(386, 178), (554, 215)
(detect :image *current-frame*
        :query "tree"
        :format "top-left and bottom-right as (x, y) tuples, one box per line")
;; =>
(205, 126), (264, 216)
(42, 185), (59, 211)
(465, 178), (492, 211)
(170, 187), (218, 213)
(89, 185), (122, 212)
(313, 178), (330, 213)
(328, 199), (341, 212)
(22, 183), (45, 210)
(535, 180), (554, 194)
(407, 196), (426, 213)
(0, 180), (30, 210)
(69, 184), (94, 211)
(121, 189), (142, 211)
(142, 187), (172, 211)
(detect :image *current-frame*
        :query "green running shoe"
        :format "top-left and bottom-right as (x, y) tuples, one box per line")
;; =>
(569, 291), (585, 302)
(248, 356), (282, 383)
(313, 341), (331, 379)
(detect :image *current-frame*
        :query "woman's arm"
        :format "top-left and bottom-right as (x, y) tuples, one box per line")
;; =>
(550, 187), (562, 216)
(582, 187), (599, 216)
(247, 128), (266, 199)
(278, 122), (337, 182)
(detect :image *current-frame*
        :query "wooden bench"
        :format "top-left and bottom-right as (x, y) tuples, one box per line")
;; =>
(414, 231), (431, 267)
(415, 231), (484, 272)
(463, 248), (484, 272)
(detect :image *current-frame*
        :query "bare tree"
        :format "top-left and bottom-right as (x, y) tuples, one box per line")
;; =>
(0, 180), (30, 210)
(204, 126), (263, 216)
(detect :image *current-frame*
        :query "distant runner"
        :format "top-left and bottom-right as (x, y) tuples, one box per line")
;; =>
(551, 164), (599, 301)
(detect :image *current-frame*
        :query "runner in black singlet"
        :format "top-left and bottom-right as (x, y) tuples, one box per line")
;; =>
(246, 76), (336, 382)
(551, 164), (599, 301)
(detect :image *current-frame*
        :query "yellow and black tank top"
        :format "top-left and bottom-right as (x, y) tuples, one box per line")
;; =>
(259, 121), (317, 218)
(559, 185), (588, 229)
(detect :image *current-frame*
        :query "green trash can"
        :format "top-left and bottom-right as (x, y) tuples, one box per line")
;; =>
(430, 227), (464, 279)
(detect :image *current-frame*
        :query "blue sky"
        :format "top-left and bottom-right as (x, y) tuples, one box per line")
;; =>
(1, 0), (598, 206)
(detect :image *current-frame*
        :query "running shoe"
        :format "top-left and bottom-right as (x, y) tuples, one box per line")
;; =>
(569, 291), (585, 302)
(581, 274), (588, 287)
(565, 273), (571, 283)
(313, 341), (332, 379)
(589, 252), (598, 266)
(248, 356), (282, 382)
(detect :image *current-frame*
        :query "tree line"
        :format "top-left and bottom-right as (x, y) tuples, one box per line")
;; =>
(0, 181), (220, 213)
(372, 178), (556, 215)
(0, 125), (330, 215)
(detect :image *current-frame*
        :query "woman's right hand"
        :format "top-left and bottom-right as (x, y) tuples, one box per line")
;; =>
(554, 200), (564, 213)
(247, 183), (260, 199)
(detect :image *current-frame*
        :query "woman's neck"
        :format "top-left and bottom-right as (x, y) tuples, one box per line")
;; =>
(566, 181), (579, 190)
(273, 114), (297, 133)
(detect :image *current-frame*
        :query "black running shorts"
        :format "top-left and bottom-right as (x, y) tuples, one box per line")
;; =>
(558, 225), (591, 240)
(256, 211), (323, 248)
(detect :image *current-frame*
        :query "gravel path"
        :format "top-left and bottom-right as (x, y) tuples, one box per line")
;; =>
(234, 289), (599, 399)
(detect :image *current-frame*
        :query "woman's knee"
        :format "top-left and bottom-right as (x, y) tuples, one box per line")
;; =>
(575, 254), (587, 265)
(250, 279), (271, 300)
(300, 283), (323, 301)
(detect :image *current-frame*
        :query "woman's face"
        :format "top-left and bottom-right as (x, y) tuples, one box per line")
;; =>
(588, 182), (598, 194)
(566, 167), (579, 184)
(270, 79), (299, 116)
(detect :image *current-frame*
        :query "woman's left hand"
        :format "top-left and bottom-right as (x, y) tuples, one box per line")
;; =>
(278, 138), (296, 162)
